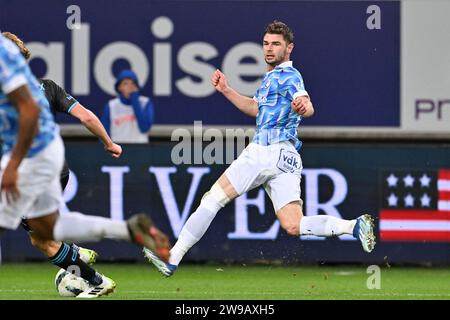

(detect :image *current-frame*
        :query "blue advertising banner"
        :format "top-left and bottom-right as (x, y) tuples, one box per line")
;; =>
(1, 141), (449, 264)
(0, 1), (399, 126)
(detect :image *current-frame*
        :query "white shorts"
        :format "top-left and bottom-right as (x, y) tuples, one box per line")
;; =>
(0, 135), (64, 230)
(225, 141), (303, 212)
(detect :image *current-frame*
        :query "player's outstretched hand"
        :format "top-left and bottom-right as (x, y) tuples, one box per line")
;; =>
(105, 143), (122, 158)
(0, 164), (20, 204)
(211, 69), (229, 93)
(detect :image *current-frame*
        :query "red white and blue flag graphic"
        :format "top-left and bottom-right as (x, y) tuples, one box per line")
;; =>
(379, 169), (450, 242)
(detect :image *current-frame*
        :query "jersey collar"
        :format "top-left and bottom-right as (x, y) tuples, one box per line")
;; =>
(275, 61), (293, 69)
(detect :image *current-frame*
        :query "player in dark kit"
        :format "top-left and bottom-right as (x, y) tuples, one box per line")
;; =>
(21, 78), (122, 289)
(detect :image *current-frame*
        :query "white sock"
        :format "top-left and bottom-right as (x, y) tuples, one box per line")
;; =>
(299, 215), (356, 237)
(53, 211), (130, 243)
(169, 195), (223, 266)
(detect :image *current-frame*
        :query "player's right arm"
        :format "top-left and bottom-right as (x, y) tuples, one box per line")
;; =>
(211, 69), (258, 117)
(69, 104), (122, 158)
(2, 85), (39, 202)
(45, 79), (122, 158)
(0, 36), (39, 202)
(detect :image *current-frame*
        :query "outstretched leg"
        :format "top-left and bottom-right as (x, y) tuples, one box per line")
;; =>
(145, 174), (237, 276)
(23, 217), (113, 297)
(26, 211), (168, 260)
(170, 175), (236, 265)
(22, 218), (97, 263)
(27, 231), (103, 283)
(276, 201), (376, 252)
(39, 238), (105, 282)
(25, 211), (168, 298)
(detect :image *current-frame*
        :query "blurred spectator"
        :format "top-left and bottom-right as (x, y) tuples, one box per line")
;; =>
(101, 69), (154, 143)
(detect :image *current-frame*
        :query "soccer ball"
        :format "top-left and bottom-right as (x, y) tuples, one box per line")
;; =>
(54, 268), (89, 297)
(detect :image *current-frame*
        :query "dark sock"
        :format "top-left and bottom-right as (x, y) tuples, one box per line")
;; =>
(49, 243), (102, 286)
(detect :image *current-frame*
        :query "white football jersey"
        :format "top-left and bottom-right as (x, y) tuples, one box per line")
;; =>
(107, 97), (150, 143)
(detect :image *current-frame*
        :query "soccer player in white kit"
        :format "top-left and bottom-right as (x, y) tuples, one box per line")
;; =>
(145, 21), (375, 276)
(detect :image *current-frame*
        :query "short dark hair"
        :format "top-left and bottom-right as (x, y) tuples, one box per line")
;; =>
(264, 21), (294, 44)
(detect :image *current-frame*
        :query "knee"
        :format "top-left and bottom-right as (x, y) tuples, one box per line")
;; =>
(282, 223), (300, 236)
(277, 203), (302, 236)
(201, 182), (232, 210)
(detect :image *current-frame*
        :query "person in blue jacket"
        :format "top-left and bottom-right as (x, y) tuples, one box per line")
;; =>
(101, 70), (154, 143)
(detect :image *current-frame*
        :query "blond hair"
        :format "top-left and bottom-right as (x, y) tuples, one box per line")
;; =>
(2, 32), (31, 60)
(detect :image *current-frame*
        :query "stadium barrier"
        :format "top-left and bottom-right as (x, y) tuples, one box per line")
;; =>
(2, 140), (449, 265)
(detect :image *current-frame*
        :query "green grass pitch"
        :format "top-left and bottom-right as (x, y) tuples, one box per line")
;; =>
(0, 262), (449, 300)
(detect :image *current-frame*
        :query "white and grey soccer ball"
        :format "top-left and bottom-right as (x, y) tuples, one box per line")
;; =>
(54, 268), (89, 297)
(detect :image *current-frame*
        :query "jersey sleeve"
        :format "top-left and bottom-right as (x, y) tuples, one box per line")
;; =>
(286, 73), (308, 100)
(42, 79), (79, 114)
(0, 36), (28, 94)
(253, 87), (259, 102)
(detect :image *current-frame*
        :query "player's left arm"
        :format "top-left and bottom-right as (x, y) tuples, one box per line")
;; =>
(292, 95), (314, 117)
(289, 75), (314, 117)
